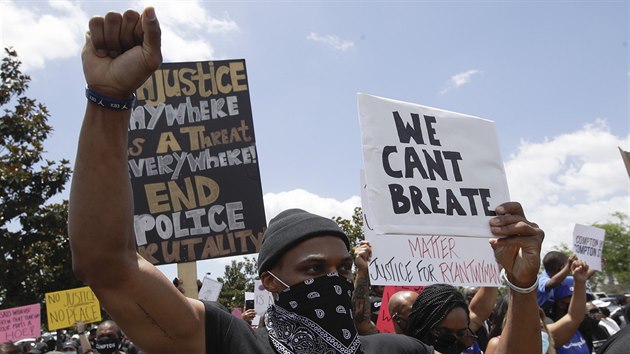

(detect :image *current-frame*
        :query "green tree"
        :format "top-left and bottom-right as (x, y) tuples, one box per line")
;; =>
(332, 206), (365, 249)
(0, 48), (78, 325)
(594, 212), (630, 289)
(217, 257), (258, 309)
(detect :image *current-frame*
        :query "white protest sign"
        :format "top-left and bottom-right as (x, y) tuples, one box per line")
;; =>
(254, 280), (274, 315)
(358, 93), (510, 237)
(572, 224), (605, 272)
(365, 234), (501, 286)
(198, 276), (223, 302)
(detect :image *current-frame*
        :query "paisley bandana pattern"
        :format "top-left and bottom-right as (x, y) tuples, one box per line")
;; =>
(266, 272), (361, 354)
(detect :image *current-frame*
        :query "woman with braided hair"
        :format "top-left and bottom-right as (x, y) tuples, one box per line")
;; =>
(408, 284), (482, 354)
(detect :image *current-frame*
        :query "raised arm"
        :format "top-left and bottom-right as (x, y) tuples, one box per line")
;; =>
(352, 241), (379, 335)
(68, 8), (205, 353)
(468, 286), (498, 333)
(544, 254), (575, 290)
(488, 202), (544, 354)
(547, 260), (589, 347)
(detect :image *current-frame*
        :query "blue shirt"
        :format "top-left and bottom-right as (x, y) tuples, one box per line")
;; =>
(557, 331), (589, 354)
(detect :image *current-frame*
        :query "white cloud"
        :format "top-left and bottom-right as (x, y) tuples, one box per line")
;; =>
(263, 189), (360, 222)
(439, 69), (482, 94)
(135, 0), (239, 62)
(307, 32), (354, 51)
(0, 0), (88, 71)
(504, 119), (630, 252)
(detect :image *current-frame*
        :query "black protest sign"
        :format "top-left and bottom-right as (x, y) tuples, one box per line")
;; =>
(129, 60), (266, 265)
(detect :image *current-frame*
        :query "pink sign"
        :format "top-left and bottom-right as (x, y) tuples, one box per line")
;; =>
(375, 286), (424, 333)
(0, 303), (41, 342)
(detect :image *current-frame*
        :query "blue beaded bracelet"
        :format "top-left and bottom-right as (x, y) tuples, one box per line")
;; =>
(85, 86), (136, 110)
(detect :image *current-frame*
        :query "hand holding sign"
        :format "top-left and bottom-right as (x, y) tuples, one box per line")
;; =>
(489, 202), (544, 288)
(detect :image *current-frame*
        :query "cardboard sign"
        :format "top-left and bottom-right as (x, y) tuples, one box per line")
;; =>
(358, 93), (510, 237)
(45, 287), (101, 331)
(254, 280), (275, 316)
(0, 304), (41, 342)
(198, 276), (223, 302)
(361, 171), (500, 287)
(365, 234), (501, 287)
(572, 224), (605, 272)
(375, 286), (424, 334)
(130, 60), (267, 265)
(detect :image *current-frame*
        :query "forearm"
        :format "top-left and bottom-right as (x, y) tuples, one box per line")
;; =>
(468, 286), (498, 332)
(567, 280), (586, 321)
(78, 332), (92, 352)
(352, 267), (378, 335)
(495, 290), (540, 354)
(546, 265), (570, 289)
(69, 104), (136, 283)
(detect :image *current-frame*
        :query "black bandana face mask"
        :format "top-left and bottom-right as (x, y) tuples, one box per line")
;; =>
(94, 337), (121, 354)
(265, 272), (361, 354)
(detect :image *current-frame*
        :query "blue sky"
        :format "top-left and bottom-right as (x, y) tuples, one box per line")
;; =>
(1, 0), (628, 284)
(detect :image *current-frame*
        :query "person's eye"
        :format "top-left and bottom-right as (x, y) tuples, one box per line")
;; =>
(304, 264), (323, 274)
(339, 263), (353, 273)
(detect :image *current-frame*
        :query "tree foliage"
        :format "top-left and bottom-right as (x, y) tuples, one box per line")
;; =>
(332, 206), (365, 250)
(0, 48), (78, 322)
(593, 212), (630, 289)
(217, 257), (258, 309)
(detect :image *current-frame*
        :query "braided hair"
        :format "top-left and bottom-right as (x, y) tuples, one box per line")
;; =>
(408, 284), (469, 342)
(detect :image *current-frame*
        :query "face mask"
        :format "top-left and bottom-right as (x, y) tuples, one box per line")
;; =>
(541, 331), (550, 354)
(265, 272), (360, 354)
(95, 337), (120, 354)
(427, 327), (476, 354)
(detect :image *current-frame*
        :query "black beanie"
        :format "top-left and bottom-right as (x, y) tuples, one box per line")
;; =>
(257, 208), (350, 275)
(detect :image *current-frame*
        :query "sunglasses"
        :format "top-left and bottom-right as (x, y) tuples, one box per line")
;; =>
(431, 327), (478, 348)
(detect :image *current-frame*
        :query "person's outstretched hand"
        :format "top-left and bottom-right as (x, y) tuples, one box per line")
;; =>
(489, 202), (544, 288)
(82, 7), (162, 98)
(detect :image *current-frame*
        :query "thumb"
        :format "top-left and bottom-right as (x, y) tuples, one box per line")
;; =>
(141, 7), (162, 69)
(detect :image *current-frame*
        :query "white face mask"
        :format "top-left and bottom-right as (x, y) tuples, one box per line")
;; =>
(541, 331), (550, 354)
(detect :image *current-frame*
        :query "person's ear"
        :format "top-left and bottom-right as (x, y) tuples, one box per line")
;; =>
(261, 271), (282, 293)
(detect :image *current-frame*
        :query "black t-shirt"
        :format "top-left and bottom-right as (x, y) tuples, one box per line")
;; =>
(203, 301), (433, 354)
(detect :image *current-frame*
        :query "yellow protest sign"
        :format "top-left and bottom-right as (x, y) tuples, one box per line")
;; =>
(45, 286), (101, 330)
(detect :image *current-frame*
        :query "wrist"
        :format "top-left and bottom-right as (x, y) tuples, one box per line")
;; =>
(86, 84), (135, 100)
(86, 85), (136, 111)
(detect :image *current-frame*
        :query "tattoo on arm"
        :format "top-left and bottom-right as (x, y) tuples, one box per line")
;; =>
(352, 274), (379, 334)
(137, 303), (175, 339)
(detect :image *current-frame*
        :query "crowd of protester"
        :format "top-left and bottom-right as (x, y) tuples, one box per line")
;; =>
(2, 5), (628, 354)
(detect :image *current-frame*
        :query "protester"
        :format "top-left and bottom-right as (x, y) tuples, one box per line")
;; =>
(389, 290), (420, 335)
(538, 252), (576, 316)
(581, 302), (612, 352)
(352, 241), (380, 335)
(69, 6), (545, 354)
(486, 260), (589, 354)
(61, 340), (79, 354)
(28, 342), (48, 354)
(93, 321), (124, 354)
(407, 284), (488, 354)
(486, 307), (557, 354)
